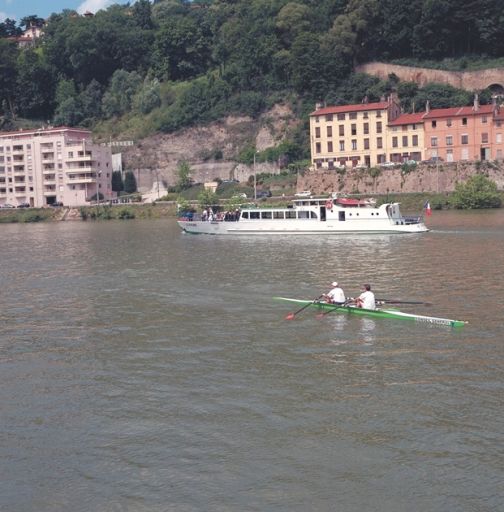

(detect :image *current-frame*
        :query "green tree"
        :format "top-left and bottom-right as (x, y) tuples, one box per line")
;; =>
(123, 171), (137, 194)
(111, 171), (124, 194)
(132, 79), (161, 115)
(198, 188), (218, 209)
(0, 39), (18, 118)
(176, 160), (192, 190)
(450, 175), (502, 209)
(15, 50), (56, 118)
(102, 69), (142, 118)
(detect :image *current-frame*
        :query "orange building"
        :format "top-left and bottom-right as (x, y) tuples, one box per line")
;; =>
(423, 97), (504, 162)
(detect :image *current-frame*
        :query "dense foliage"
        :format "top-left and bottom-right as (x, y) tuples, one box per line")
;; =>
(450, 175), (502, 209)
(2, 0), (504, 134)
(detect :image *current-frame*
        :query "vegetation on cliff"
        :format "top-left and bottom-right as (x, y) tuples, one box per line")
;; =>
(2, 0), (504, 141)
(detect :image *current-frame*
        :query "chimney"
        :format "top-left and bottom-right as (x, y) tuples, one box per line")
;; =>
(362, 95), (369, 104)
(412, 101), (416, 113)
(473, 93), (479, 111)
(315, 102), (324, 111)
(425, 100), (430, 114)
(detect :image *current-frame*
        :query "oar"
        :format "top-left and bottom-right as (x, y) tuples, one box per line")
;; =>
(285, 295), (324, 320)
(316, 300), (350, 319)
(376, 299), (432, 306)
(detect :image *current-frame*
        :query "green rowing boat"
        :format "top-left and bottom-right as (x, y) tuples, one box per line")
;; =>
(274, 297), (467, 327)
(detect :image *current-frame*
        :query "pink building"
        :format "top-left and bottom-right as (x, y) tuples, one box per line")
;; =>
(423, 97), (504, 162)
(0, 127), (114, 207)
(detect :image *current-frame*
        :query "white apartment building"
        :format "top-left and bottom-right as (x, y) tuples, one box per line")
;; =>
(0, 127), (114, 207)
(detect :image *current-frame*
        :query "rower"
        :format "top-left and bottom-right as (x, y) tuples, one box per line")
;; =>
(323, 281), (346, 304)
(354, 284), (376, 310)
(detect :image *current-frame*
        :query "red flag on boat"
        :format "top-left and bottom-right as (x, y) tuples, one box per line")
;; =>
(424, 201), (432, 216)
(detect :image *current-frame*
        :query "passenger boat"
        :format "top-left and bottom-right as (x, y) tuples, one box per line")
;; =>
(274, 297), (467, 327)
(177, 196), (428, 235)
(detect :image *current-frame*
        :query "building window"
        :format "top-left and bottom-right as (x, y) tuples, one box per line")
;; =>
(315, 127), (320, 138)
(352, 140), (357, 150)
(497, 133), (502, 144)
(446, 136), (453, 146)
(482, 132), (489, 143)
(363, 123), (369, 135)
(349, 112), (357, 120)
(351, 124), (357, 136)
(376, 111), (382, 118)
(446, 149), (453, 162)
(497, 149), (503, 159)
(325, 114), (333, 121)
(461, 134), (468, 144)
(412, 135), (418, 146)
(364, 138), (369, 150)
(327, 141), (333, 152)
(377, 137), (383, 149)
(462, 117), (467, 125)
(327, 126), (332, 137)
(315, 116), (319, 123)
(363, 111), (368, 119)
(392, 136), (398, 148)
(497, 120), (502, 128)
(431, 120), (437, 128)
(482, 116), (487, 123)
(447, 119), (452, 127)
(461, 148), (469, 160)
(339, 125), (344, 136)
(337, 113), (345, 121)
(315, 142), (321, 153)
(402, 136), (408, 147)
(339, 141), (345, 151)
(376, 122), (382, 134)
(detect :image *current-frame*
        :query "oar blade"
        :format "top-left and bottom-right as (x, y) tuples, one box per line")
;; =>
(285, 312), (295, 320)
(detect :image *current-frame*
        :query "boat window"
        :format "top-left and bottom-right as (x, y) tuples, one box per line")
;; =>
(286, 210), (296, 219)
(311, 211), (318, 219)
(250, 211), (260, 219)
(273, 211), (284, 219)
(242, 212), (249, 219)
(298, 211), (309, 219)
(261, 211), (272, 219)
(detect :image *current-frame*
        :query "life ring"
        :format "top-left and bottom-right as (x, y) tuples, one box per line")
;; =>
(325, 199), (333, 209)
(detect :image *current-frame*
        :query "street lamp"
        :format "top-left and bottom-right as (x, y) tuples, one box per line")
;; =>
(253, 151), (258, 200)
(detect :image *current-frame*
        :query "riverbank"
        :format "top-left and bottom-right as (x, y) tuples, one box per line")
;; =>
(0, 192), (501, 223)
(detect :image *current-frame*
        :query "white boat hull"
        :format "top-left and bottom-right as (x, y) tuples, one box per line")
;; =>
(177, 219), (427, 234)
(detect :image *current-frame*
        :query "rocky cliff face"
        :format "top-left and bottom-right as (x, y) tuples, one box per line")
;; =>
(120, 104), (299, 191)
(297, 161), (504, 196)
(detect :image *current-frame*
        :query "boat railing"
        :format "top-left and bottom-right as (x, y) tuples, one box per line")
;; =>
(178, 212), (240, 222)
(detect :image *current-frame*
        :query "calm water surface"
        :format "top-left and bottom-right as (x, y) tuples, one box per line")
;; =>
(1, 211), (503, 511)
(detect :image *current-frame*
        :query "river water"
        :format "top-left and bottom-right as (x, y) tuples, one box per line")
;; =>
(1, 211), (503, 512)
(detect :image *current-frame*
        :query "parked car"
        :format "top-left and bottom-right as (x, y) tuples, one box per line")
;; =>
(0, 203), (16, 208)
(17, 202), (30, 208)
(232, 193), (247, 199)
(256, 190), (272, 198)
(422, 156), (444, 164)
(295, 190), (311, 197)
(50, 201), (64, 207)
(379, 162), (396, 168)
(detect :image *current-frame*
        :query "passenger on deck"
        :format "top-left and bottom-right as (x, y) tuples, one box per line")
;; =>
(355, 284), (376, 310)
(201, 209), (207, 221)
(323, 281), (346, 304)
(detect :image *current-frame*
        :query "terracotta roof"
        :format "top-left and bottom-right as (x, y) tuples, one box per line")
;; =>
(310, 102), (389, 116)
(388, 112), (426, 126)
(423, 104), (494, 119)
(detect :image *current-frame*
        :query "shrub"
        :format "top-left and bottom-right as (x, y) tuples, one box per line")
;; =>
(116, 207), (136, 219)
(450, 175), (502, 209)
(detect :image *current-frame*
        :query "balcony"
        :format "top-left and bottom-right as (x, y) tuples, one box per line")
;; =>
(66, 174), (96, 184)
(66, 166), (94, 173)
(13, 166), (25, 173)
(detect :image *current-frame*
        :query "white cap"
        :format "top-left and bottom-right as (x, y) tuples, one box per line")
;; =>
(331, 281), (338, 287)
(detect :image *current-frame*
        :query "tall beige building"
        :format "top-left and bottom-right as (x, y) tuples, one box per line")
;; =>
(0, 127), (114, 207)
(309, 97), (401, 169)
